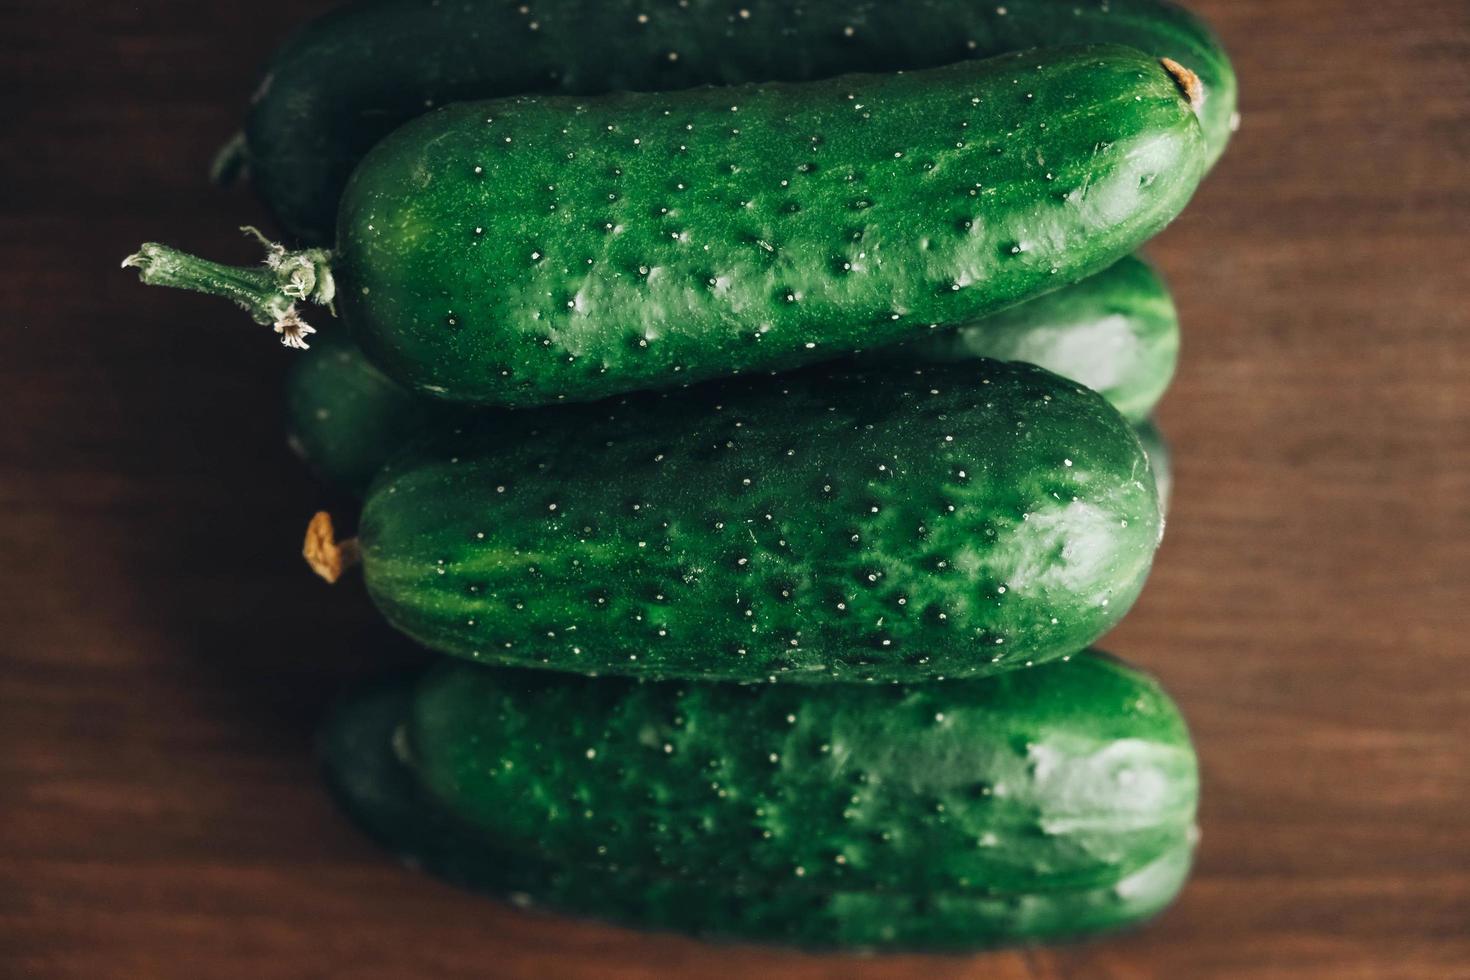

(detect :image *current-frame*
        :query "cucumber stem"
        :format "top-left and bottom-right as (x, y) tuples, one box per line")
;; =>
(304, 511), (361, 584)
(121, 227), (336, 349)
(1159, 58), (1205, 113)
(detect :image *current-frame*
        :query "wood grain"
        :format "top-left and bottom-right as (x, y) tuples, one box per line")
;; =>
(2, 1), (1467, 977)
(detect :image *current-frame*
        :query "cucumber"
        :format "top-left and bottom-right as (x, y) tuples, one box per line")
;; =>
(1134, 418), (1173, 515)
(238, 0), (1235, 243)
(128, 45), (1208, 407)
(309, 359), (1162, 683)
(287, 255), (1174, 495)
(319, 651), (1198, 950)
(872, 254), (1178, 423)
(285, 329), (460, 496)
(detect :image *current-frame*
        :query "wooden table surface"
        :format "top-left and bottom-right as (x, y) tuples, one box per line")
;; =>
(4, 1), (1467, 977)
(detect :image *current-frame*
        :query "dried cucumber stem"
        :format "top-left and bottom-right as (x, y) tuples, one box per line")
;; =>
(1160, 58), (1205, 112)
(121, 228), (335, 349)
(304, 511), (360, 583)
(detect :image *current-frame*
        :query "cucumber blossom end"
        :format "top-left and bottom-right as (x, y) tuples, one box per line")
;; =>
(304, 511), (359, 584)
(1159, 57), (1204, 113)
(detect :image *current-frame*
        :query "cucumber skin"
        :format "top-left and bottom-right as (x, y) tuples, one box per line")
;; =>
(319, 651), (1197, 950)
(337, 46), (1206, 407)
(248, 0), (1235, 243)
(286, 373), (1171, 506)
(287, 255), (1175, 494)
(1134, 418), (1173, 515)
(876, 254), (1178, 424)
(285, 330), (455, 496)
(359, 360), (1162, 684)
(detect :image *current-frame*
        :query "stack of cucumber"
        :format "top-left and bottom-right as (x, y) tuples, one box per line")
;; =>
(127, 0), (1233, 953)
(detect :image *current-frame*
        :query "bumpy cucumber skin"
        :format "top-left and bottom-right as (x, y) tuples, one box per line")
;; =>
(336, 46), (1206, 407)
(285, 330), (458, 496)
(287, 340), (1173, 512)
(288, 255), (1172, 494)
(359, 360), (1161, 683)
(248, 0), (1235, 243)
(319, 651), (1197, 950)
(873, 254), (1178, 423)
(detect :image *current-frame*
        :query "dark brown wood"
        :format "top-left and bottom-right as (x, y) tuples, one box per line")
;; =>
(2, 2), (1467, 976)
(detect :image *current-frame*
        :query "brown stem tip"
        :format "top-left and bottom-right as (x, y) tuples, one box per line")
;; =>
(1160, 57), (1204, 112)
(304, 511), (361, 584)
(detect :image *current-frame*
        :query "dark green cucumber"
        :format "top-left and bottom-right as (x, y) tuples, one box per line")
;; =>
(1135, 418), (1173, 515)
(871, 253), (1178, 423)
(319, 651), (1198, 950)
(287, 255), (1175, 495)
(285, 330), (461, 496)
(129, 45), (1207, 407)
(326, 360), (1161, 683)
(241, 0), (1235, 242)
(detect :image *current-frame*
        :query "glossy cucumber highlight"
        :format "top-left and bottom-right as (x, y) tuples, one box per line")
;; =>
(875, 254), (1178, 423)
(1134, 418), (1173, 515)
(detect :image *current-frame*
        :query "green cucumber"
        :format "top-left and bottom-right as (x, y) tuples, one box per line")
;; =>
(872, 253), (1178, 423)
(310, 360), (1161, 683)
(287, 255), (1175, 495)
(1134, 418), (1173, 515)
(319, 650), (1198, 950)
(289, 358), (1170, 513)
(285, 329), (459, 496)
(129, 45), (1208, 408)
(239, 0), (1235, 243)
